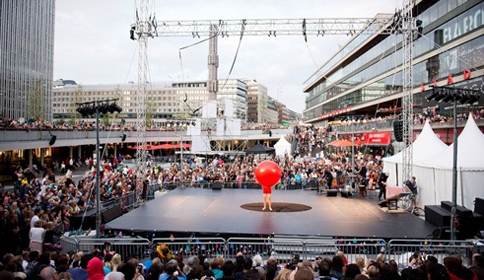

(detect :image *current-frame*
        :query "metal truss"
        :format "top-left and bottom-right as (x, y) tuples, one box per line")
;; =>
(132, 1), (414, 191)
(401, 0), (414, 188)
(135, 17), (397, 38)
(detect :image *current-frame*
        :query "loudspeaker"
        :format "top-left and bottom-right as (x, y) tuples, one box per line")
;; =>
(425, 205), (451, 227)
(211, 182), (223, 190)
(475, 197), (484, 216)
(440, 201), (472, 219)
(49, 135), (57, 145)
(121, 134), (126, 142)
(340, 190), (352, 198)
(393, 120), (403, 142)
(327, 190), (338, 197)
(102, 204), (122, 223)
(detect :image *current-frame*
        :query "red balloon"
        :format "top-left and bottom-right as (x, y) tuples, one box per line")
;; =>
(254, 160), (281, 187)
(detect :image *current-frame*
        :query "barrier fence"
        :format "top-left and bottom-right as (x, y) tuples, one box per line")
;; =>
(59, 236), (484, 269)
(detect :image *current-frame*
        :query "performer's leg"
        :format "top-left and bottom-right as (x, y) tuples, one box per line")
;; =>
(262, 193), (267, 210)
(268, 194), (272, 211)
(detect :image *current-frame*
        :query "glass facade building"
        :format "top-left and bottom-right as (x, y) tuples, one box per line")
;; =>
(0, 0), (55, 120)
(303, 0), (484, 124)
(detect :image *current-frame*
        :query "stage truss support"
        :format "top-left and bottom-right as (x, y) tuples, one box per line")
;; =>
(131, 1), (415, 194)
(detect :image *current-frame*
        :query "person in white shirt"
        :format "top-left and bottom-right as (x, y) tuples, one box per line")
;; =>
(30, 208), (42, 228)
(29, 220), (45, 252)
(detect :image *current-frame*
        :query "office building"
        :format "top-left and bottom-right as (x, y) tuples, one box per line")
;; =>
(0, 0), (55, 120)
(303, 0), (484, 125)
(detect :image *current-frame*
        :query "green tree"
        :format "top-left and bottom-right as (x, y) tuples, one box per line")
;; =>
(71, 85), (84, 123)
(146, 93), (155, 126)
(27, 77), (47, 120)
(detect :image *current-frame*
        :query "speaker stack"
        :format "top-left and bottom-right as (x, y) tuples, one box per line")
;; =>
(327, 190), (338, 197)
(340, 190), (352, 198)
(211, 182), (223, 190)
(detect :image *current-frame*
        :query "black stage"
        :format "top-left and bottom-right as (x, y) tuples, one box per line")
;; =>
(105, 188), (436, 239)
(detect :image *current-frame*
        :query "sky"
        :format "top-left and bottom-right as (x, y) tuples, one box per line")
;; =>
(54, 0), (399, 114)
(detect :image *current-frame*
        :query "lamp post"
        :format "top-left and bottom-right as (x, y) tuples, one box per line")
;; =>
(76, 99), (122, 238)
(425, 85), (481, 240)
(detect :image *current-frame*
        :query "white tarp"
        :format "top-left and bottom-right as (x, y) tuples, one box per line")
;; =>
(415, 115), (484, 209)
(274, 136), (292, 157)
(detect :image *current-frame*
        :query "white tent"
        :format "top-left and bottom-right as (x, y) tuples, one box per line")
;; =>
(274, 136), (292, 157)
(382, 121), (448, 189)
(415, 115), (484, 209)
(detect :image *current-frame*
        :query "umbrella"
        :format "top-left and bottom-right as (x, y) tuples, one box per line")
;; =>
(172, 143), (191, 149)
(159, 143), (175, 149)
(129, 144), (158, 151)
(328, 139), (354, 147)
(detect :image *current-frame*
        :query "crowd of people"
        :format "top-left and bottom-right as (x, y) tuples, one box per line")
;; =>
(1, 108), (483, 131)
(0, 123), (394, 259)
(0, 239), (483, 280)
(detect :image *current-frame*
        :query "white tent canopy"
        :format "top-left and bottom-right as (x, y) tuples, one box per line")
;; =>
(274, 136), (292, 157)
(383, 121), (448, 187)
(415, 115), (484, 209)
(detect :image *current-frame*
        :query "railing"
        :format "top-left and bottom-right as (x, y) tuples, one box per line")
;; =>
(59, 236), (484, 268)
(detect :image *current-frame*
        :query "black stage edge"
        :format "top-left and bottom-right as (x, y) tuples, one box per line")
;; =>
(105, 188), (436, 239)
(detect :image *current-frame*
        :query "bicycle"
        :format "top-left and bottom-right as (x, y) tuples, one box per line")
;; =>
(400, 189), (425, 216)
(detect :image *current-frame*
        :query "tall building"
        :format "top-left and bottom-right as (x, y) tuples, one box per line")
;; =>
(303, 0), (484, 125)
(0, 0), (55, 120)
(52, 79), (248, 125)
(245, 79), (268, 124)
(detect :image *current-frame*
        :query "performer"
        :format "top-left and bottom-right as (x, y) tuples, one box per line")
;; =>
(378, 172), (388, 200)
(262, 184), (273, 211)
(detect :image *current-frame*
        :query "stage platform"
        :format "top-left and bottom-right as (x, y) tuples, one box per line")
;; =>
(105, 188), (436, 239)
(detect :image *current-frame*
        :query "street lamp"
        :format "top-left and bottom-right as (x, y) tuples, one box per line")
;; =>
(76, 99), (122, 238)
(425, 85), (481, 240)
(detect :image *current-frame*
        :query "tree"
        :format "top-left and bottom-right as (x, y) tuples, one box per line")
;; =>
(146, 94), (155, 127)
(70, 85), (84, 123)
(27, 77), (47, 120)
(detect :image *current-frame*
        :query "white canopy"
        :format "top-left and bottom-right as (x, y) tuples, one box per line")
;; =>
(415, 115), (484, 209)
(274, 136), (292, 157)
(383, 121), (447, 186)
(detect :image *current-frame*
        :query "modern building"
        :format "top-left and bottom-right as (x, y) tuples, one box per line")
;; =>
(0, 0), (55, 120)
(245, 79), (269, 124)
(52, 79), (250, 125)
(302, 0), (484, 126)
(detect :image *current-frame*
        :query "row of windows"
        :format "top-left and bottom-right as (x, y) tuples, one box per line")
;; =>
(304, 0), (483, 119)
(305, 0), (477, 103)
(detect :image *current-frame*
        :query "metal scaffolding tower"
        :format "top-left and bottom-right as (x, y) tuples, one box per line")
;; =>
(131, 1), (415, 188)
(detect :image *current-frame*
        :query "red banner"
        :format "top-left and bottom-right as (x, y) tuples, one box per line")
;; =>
(365, 132), (391, 145)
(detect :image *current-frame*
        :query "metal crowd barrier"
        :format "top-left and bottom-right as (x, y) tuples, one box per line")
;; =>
(387, 239), (478, 269)
(60, 236), (151, 261)
(58, 236), (484, 269)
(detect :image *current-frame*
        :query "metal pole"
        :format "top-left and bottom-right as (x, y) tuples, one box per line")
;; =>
(95, 108), (101, 238)
(351, 123), (355, 189)
(450, 97), (458, 240)
(180, 124), (183, 187)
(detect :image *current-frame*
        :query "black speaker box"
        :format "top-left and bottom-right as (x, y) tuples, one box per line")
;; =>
(440, 201), (472, 219)
(211, 182), (223, 190)
(475, 197), (484, 216)
(102, 204), (123, 223)
(340, 190), (352, 198)
(425, 205), (451, 227)
(327, 190), (338, 197)
(49, 135), (57, 145)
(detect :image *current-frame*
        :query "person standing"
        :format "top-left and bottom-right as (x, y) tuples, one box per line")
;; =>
(262, 184), (273, 211)
(407, 176), (419, 208)
(378, 172), (388, 201)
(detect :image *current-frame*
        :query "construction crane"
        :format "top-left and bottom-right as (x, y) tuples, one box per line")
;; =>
(130, 0), (416, 191)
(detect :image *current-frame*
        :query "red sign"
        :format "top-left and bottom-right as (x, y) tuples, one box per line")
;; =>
(365, 132), (391, 145)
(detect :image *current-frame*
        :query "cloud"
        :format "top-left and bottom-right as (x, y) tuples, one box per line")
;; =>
(54, 0), (396, 113)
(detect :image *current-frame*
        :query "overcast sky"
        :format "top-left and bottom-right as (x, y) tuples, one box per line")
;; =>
(54, 0), (399, 113)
